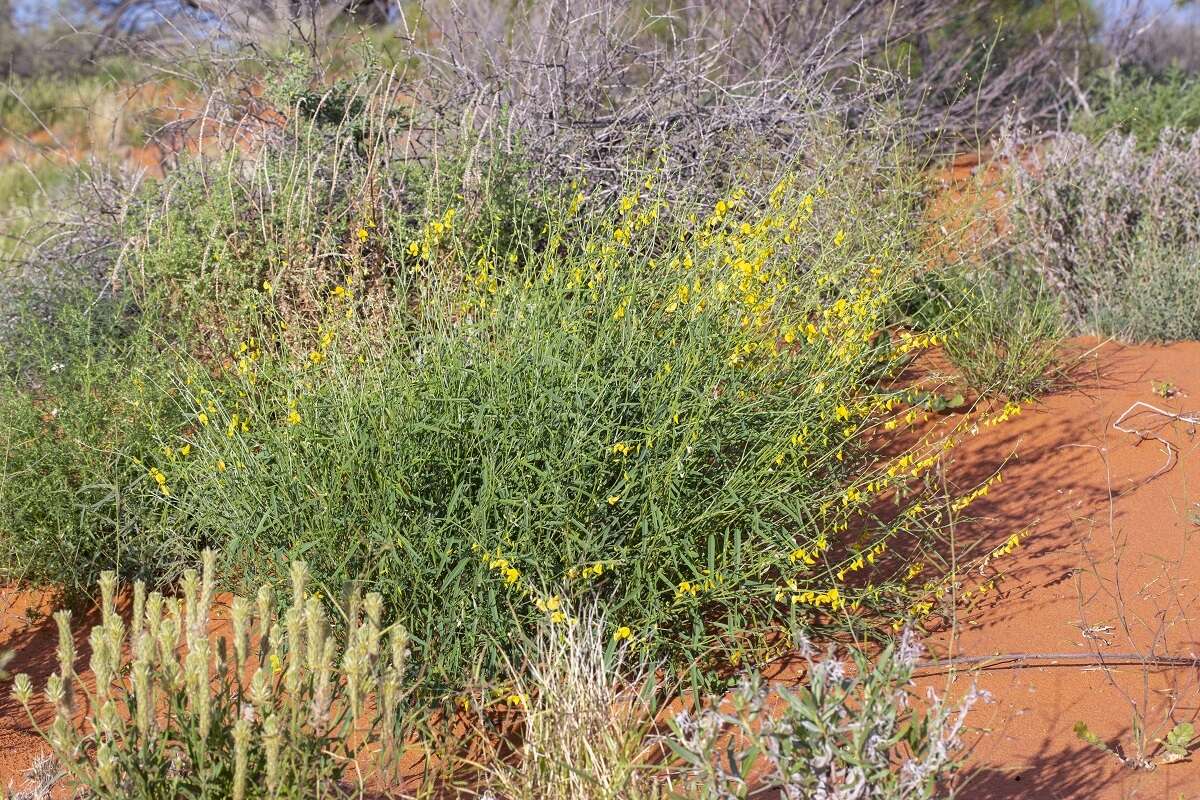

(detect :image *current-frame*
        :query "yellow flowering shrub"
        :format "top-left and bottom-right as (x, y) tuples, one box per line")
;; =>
(108, 156), (1030, 692)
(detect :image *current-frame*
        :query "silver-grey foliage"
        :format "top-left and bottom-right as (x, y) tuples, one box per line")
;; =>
(669, 629), (981, 799)
(1000, 123), (1200, 341)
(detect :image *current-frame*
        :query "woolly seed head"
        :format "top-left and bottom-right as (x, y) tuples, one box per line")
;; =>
(289, 561), (308, 609)
(52, 610), (74, 677)
(98, 571), (117, 623)
(11, 673), (33, 706)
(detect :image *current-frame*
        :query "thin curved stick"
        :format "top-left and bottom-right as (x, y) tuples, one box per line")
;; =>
(1111, 401), (1200, 483)
(916, 650), (1200, 676)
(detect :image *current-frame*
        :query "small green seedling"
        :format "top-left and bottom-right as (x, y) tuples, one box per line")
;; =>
(913, 391), (967, 413)
(1157, 722), (1196, 764)
(1151, 380), (1179, 399)
(1074, 721), (1112, 754)
(1075, 720), (1197, 769)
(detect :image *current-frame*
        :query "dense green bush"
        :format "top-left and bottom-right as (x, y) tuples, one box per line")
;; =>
(0, 58), (1039, 702)
(1073, 70), (1200, 147)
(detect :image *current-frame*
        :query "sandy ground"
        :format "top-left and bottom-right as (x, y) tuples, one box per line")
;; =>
(2, 338), (1198, 797)
(924, 338), (1200, 799)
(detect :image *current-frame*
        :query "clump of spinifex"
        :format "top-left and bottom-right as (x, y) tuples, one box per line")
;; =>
(10, 550), (412, 799)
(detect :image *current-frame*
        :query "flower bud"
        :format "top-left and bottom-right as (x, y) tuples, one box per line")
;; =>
(97, 741), (118, 792)
(11, 673), (32, 706)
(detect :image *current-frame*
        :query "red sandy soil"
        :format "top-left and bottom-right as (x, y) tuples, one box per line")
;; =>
(923, 337), (1200, 799)
(2, 338), (1199, 797)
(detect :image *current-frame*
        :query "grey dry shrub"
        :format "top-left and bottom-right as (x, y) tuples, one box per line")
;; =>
(1000, 123), (1200, 341)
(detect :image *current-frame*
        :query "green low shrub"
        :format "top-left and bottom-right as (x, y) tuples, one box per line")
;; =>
(1072, 70), (1200, 147)
(1, 68), (1009, 696)
(942, 272), (1065, 400)
(1082, 240), (1200, 342)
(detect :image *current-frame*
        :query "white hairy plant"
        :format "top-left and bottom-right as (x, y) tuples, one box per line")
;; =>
(10, 550), (413, 799)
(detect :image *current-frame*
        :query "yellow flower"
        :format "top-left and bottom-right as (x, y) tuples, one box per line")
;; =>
(308, 351), (323, 365)
(356, 227), (368, 242)
(550, 611), (566, 624)
(613, 626), (632, 642)
(178, 444), (191, 457)
(216, 459), (226, 473)
(287, 410), (302, 426)
(198, 412), (209, 426)
(607, 495), (620, 506)
(262, 280), (273, 293)
(506, 693), (524, 707)
(835, 405), (851, 421)
(503, 567), (520, 585)
(334, 285), (346, 297)
(408, 241), (420, 256)
(833, 229), (846, 247)
(270, 654), (283, 674)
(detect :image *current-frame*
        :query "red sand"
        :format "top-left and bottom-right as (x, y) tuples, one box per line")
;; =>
(2, 338), (1199, 797)
(923, 338), (1200, 798)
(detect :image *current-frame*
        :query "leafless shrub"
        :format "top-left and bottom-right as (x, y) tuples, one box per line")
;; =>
(395, 0), (1088, 200)
(1112, 1), (1200, 77)
(86, 0), (391, 51)
(64, 1), (1095, 204)
(4, 753), (62, 800)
